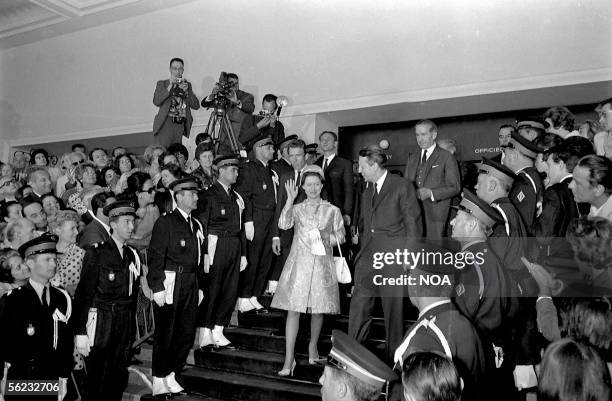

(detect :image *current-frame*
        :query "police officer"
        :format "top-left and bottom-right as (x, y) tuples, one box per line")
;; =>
(0, 235), (72, 401)
(73, 201), (141, 401)
(270, 134), (297, 177)
(502, 131), (544, 235)
(393, 252), (488, 401)
(148, 177), (203, 399)
(197, 155), (247, 348)
(235, 136), (277, 313)
(319, 330), (397, 401)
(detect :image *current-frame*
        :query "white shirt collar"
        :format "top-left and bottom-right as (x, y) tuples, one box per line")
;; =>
(421, 143), (436, 159)
(29, 278), (49, 304)
(375, 170), (388, 192)
(176, 206), (191, 221)
(590, 195), (612, 218)
(324, 154), (336, 165)
(111, 235), (126, 256)
(460, 239), (486, 251)
(91, 214), (111, 235)
(217, 180), (231, 194)
(419, 299), (451, 318)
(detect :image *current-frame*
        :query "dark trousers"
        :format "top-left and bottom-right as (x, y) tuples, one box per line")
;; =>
(154, 120), (185, 148)
(348, 242), (407, 363)
(270, 228), (293, 281)
(85, 307), (134, 401)
(199, 237), (241, 328)
(240, 209), (274, 298)
(152, 272), (198, 377)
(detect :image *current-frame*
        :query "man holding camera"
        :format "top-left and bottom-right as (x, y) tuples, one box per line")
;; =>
(153, 57), (200, 148)
(239, 94), (285, 153)
(202, 73), (255, 156)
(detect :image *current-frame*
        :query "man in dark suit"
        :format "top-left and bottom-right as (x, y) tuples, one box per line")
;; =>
(348, 144), (422, 362)
(404, 120), (460, 238)
(239, 94), (285, 152)
(270, 135), (296, 178)
(0, 235), (72, 400)
(202, 73), (255, 155)
(316, 131), (354, 227)
(491, 124), (515, 163)
(78, 191), (115, 249)
(153, 57), (200, 148)
(269, 139), (309, 292)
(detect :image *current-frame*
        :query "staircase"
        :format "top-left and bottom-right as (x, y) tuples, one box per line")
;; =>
(128, 295), (417, 401)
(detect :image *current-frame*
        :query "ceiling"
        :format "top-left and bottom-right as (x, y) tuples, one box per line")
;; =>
(0, 0), (196, 49)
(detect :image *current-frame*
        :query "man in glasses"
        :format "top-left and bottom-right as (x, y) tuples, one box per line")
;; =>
(319, 330), (396, 401)
(0, 176), (19, 205)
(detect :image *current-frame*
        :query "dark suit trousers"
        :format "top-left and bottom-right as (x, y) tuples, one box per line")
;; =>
(240, 209), (275, 298)
(199, 237), (241, 328)
(348, 242), (406, 363)
(85, 308), (134, 401)
(152, 272), (198, 377)
(270, 228), (294, 281)
(154, 119), (185, 148)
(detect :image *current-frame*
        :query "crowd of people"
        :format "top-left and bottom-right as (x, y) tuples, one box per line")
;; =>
(0, 57), (610, 401)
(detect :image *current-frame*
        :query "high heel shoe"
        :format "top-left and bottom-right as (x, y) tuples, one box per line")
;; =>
(278, 360), (296, 377)
(309, 356), (325, 365)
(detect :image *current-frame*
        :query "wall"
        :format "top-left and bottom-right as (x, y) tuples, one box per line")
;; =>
(0, 0), (610, 151)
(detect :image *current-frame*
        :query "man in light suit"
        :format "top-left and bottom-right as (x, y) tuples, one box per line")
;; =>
(404, 120), (460, 238)
(348, 144), (422, 363)
(152, 57), (200, 148)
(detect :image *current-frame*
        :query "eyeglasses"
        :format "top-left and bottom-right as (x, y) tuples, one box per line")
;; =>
(0, 179), (16, 188)
(141, 188), (156, 194)
(71, 160), (84, 166)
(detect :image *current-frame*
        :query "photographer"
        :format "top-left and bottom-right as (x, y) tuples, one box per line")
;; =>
(202, 73), (254, 155)
(153, 57), (200, 148)
(239, 94), (285, 154)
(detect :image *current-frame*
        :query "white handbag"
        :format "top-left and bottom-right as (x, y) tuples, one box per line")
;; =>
(334, 243), (352, 284)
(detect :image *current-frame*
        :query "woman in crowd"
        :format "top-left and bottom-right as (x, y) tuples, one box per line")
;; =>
(122, 171), (159, 251)
(0, 162), (14, 179)
(143, 144), (166, 187)
(30, 148), (62, 187)
(101, 165), (120, 190)
(114, 153), (137, 194)
(191, 142), (217, 190)
(0, 201), (21, 224)
(49, 210), (85, 296)
(0, 248), (30, 298)
(401, 352), (462, 401)
(41, 193), (63, 224)
(271, 165), (345, 376)
(64, 163), (100, 216)
(159, 163), (182, 189)
(538, 338), (610, 401)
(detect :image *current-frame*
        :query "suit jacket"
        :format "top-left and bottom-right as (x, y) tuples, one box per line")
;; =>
(272, 170), (308, 238)
(78, 218), (111, 249)
(234, 158), (277, 222)
(270, 158), (293, 178)
(404, 145), (461, 224)
(0, 282), (73, 379)
(357, 172), (422, 256)
(152, 79), (200, 138)
(315, 155), (354, 217)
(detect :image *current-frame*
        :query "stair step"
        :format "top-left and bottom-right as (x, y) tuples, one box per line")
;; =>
(181, 366), (321, 401)
(194, 347), (323, 382)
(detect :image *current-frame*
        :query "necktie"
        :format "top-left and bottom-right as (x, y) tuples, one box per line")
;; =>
(122, 245), (130, 264)
(41, 286), (49, 309)
(372, 183), (379, 206)
(187, 216), (193, 233)
(421, 150), (427, 167)
(323, 158), (329, 171)
(296, 170), (302, 186)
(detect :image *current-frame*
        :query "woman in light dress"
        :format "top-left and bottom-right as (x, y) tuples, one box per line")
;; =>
(271, 165), (345, 376)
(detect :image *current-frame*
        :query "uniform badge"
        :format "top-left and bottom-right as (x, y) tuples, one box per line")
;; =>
(108, 272), (115, 282)
(455, 283), (465, 297)
(221, 209), (225, 215)
(27, 324), (35, 336)
(516, 191), (525, 202)
(180, 239), (186, 247)
(262, 183), (267, 190)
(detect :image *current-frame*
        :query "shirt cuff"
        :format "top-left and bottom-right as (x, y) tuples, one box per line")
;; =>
(537, 296), (553, 302)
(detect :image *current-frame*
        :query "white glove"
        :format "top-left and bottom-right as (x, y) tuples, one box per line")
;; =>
(153, 291), (166, 307)
(204, 254), (211, 274)
(58, 377), (68, 401)
(240, 256), (248, 272)
(245, 222), (255, 241)
(75, 335), (90, 357)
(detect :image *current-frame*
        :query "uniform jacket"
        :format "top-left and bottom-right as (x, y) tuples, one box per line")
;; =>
(78, 218), (111, 249)
(153, 79), (200, 138)
(315, 155), (355, 217)
(234, 159), (277, 222)
(0, 282), (73, 379)
(147, 209), (203, 293)
(270, 158), (293, 178)
(73, 240), (141, 335)
(510, 166), (544, 235)
(489, 197), (529, 273)
(404, 145), (461, 223)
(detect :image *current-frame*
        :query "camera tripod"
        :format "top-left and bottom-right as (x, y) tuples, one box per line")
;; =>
(203, 104), (242, 156)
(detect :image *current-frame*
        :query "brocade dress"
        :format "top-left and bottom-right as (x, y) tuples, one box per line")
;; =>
(271, 200), (345, 314)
